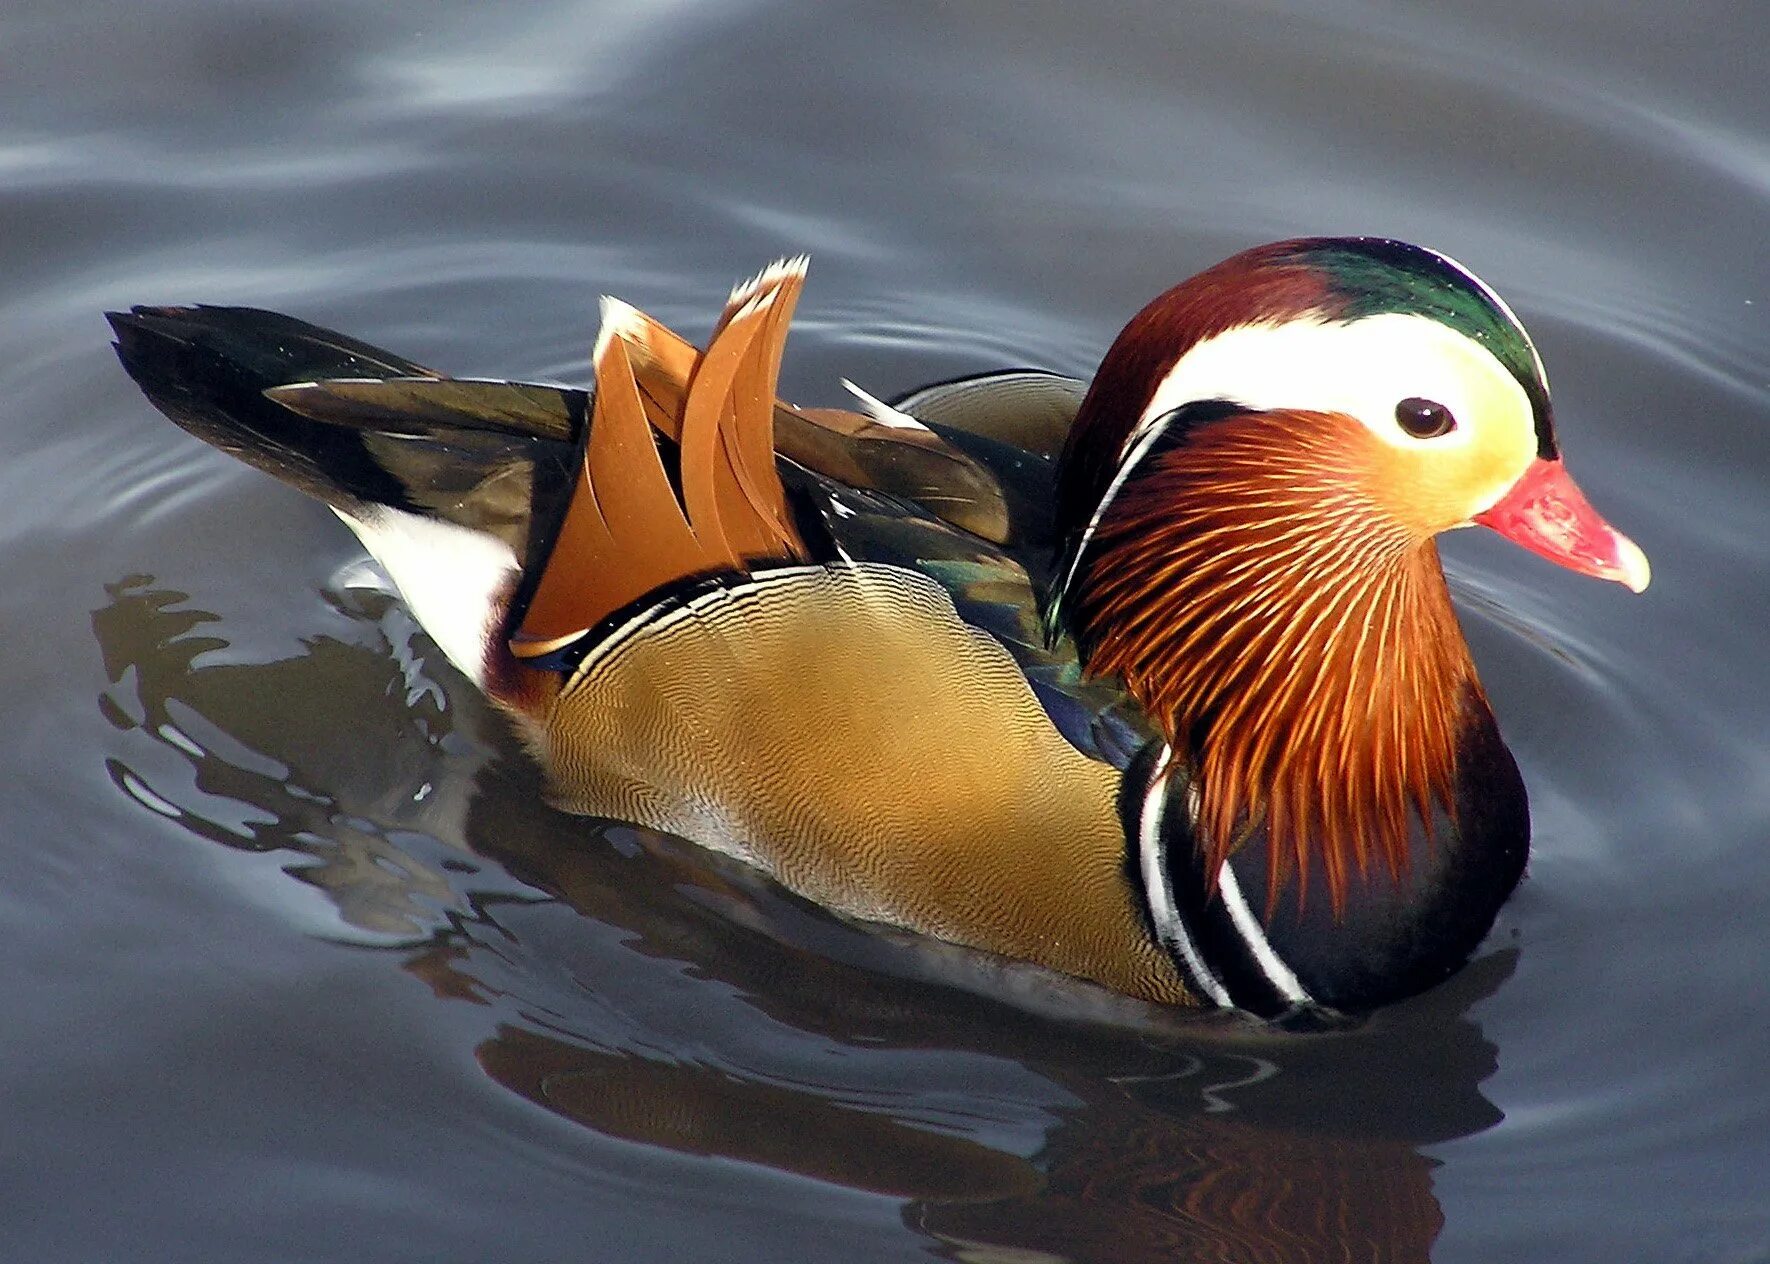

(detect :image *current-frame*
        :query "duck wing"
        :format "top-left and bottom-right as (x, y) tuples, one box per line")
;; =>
(892, 368), (1085, 461)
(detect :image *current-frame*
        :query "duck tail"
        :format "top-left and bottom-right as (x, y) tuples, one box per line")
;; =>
(108, 265), (817, 677)
(107, 303), (588, 554)
(108, 304), (589, 687)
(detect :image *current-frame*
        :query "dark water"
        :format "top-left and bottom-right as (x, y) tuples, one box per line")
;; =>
(3, 2), (1766, 1260)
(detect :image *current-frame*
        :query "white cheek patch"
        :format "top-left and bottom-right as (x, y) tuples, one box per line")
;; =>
(1133, 312), (1534, 457)
(332, 506), (518, 688)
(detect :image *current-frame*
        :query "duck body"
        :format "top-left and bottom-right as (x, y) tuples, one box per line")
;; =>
(109, 239), (1647, 1016)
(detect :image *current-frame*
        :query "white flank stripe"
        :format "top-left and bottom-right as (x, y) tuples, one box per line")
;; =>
(564, 565), (831, 686)
(1139, 746), (1233, 1008)
(1216, 860), (1314, 1007)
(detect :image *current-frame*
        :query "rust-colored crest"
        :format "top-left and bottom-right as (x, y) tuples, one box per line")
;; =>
(1074, 410), (1481, 911)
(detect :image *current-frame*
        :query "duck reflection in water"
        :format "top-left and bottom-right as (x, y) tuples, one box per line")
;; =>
(95, 575), (1511, 1262)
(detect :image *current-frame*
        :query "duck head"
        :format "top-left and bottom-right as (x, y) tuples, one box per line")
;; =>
(1048, 237), (1648, 909)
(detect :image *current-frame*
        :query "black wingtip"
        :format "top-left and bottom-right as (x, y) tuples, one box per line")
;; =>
(105, 303), (443, 396)
(107, 306), (197, 396)
(105, 304), (200, 338)
(106, 302), (437, 514)
(105, 303), (582, 554)
(103, 310), (130, 360)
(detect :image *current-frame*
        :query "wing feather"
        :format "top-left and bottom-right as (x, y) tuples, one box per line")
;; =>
(511, 268), (818, 658)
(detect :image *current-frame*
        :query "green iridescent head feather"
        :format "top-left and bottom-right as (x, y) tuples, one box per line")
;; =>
(1283, 237), (1557, 456)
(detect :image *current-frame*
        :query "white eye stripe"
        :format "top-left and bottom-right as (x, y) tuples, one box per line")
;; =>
(1128, 312), (1532, 456)
(1049, 308), (1541, 621)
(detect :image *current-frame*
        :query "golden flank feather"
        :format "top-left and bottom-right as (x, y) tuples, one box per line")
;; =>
(1077, 409), (1479, 911)
(511, 263), (812, 657)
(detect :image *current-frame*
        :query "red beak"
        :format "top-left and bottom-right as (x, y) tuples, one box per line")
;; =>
(1474, 458), (1651, 593)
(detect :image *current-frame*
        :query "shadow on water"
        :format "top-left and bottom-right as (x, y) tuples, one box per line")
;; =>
(93, 574), (1516, 1262)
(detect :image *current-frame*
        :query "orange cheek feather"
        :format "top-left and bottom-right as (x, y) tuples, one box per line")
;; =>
(1354, 423), (1529, 541)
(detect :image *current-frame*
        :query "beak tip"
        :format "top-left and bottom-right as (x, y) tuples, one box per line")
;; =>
(1478, 458), (1652, 596)
(1618, 535), (1652, 594)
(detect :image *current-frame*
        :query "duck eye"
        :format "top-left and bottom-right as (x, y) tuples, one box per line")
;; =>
(1395, 396), (1456, 439)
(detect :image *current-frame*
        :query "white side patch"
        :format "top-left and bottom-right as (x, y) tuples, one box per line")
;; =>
(1138, 746), (1234, 1008)
(1216, 861), (1314, 1007)
(332, 506), (518, 688)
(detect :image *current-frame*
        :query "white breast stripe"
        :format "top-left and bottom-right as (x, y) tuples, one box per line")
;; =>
(1052, 415), (1173, 620)
(1216, 861), (1314, 1007)
(1139, 746), (1233, 1009)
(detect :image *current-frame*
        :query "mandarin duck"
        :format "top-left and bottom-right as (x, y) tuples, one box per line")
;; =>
(108, 238), (1649, 1016)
